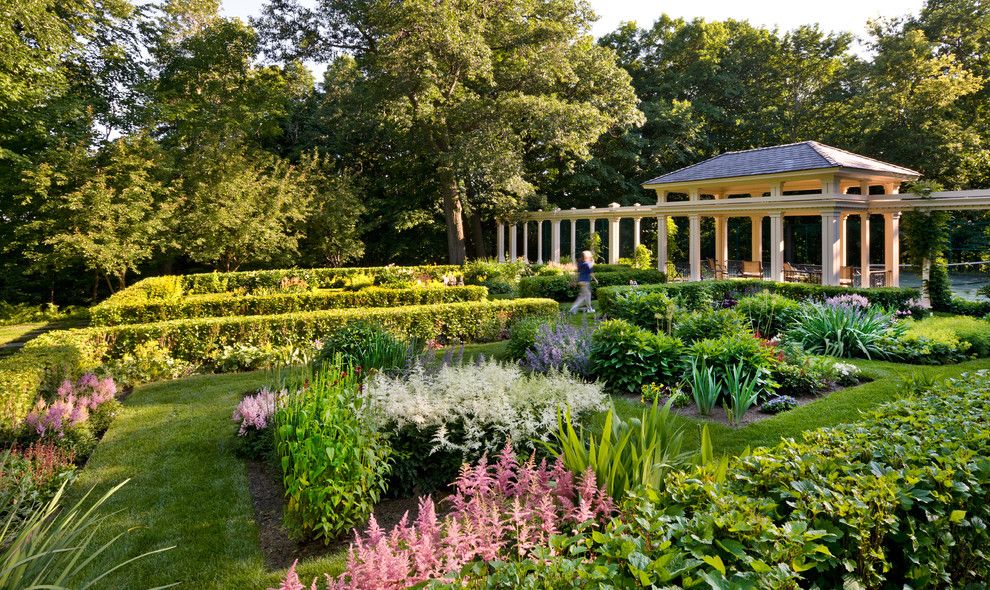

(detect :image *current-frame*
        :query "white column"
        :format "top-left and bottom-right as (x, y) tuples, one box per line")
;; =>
(821, 211), (841, 286)
(608, 217), (621, 264)
(570, 220), (577, 263)
(536, 220), (544, 264)
(523, 223), (529, 262)
(714, 215), (728, 271)
(657, 215), (668, 273)
(769, 213), (784, 282)
(884, 212), (900, 287)
(588, 219), (596, 258)
(632, 218), (642, 250)
(551, 220), (561, 263)
(751, 215), (762, 263)
(839, 214), (848, 269)
(689, 214), (701, 281)
(509, 223), (518, 261)
(860, 213), (871, 288)
(496, 222), (505, 262)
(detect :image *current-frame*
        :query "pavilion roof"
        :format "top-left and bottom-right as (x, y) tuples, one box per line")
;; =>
(642, 141), (921, 187)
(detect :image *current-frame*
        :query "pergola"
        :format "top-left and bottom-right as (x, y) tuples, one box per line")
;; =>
(498, 141), (990, 287)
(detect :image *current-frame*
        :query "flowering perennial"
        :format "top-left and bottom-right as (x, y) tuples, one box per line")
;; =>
(232, 387), (283, 435)
(274, 443), (613, 590)
(363, 360), (606, 455)
(24, 374), (117, 438)
(522, 322), (593, 377)
(823, 293), (870, 309)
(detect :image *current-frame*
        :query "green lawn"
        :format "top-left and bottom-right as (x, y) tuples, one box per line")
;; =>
(68, 350), (990, 587)
(0, 323), (46, 349)
(66, 370), (344, 589)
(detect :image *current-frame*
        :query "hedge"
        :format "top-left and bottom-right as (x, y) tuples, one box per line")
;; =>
(91, 285), (488, 326)
(948, 296), (990, 317)
(598, 279), (920, 316)
(0, 299), (557, 430)
(518, 270), (667, 301)
(451, 370), (990, 588)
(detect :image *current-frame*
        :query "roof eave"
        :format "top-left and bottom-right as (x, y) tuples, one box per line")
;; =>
(642, 166), (920, 191)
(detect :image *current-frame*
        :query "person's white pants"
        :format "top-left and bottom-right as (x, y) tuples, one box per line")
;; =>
(570, 281), (593, 313)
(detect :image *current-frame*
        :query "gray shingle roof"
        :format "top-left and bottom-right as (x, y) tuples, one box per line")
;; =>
(643, 141), (921, 186)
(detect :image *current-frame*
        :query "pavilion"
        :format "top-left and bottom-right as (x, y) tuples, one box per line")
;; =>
(497, 141), (990, 287)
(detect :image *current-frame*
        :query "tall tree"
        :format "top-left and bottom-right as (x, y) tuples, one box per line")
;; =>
(256, 0), (643, 263)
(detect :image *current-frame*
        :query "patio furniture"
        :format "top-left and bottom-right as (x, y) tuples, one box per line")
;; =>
(706, 258), (728, 279)
(839, 266), (855, 287)
(740, 260), (762, 279)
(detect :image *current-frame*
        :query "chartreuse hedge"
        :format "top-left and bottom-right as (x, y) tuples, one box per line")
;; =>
(0, 298), (556, 431)
(451, 369), (990, 588)
(598, 279), (920, 314)
(518, 269), (667, 301)
(91, 285), (488, 326)
(99, 264), (464, 309)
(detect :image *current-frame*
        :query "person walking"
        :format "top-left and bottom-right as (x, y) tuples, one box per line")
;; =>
(570, 250), (596, 314)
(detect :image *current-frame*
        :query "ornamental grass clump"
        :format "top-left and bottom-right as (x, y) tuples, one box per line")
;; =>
(274, 359), (392, 542)
(786, 301), (905, 359)
(275, 442), (613, 590)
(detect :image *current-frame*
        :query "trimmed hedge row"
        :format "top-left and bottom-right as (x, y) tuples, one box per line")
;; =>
(99, 265), (464, 308)
(452, 370), (990, 587)
(598, 279), (920, 316)
(518, 270), (667, 301)
(91, 285), (488, 326)
(0, 298), (557, 430)
(949, 296), (990, 317)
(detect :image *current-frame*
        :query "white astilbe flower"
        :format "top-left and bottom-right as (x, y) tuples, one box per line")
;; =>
(363, 360), (606, 456)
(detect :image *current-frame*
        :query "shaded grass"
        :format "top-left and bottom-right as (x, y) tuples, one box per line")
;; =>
(0, 323), (45, 348)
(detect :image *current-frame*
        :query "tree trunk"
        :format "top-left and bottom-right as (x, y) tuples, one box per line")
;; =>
(470, 213), (486, 259)
(440, 171), (466, 264)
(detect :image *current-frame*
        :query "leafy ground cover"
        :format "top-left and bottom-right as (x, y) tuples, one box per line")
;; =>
(66, 347), (990, 587)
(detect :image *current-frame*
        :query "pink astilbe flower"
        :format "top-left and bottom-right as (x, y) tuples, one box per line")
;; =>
(24, 373), (118, 437)
(232, 387), (282, 435)
(279, 561), (318, 590)
(280, 441), (613, 590)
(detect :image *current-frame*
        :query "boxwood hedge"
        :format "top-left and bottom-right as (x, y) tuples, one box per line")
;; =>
(449, 370), (990, 588)
(518, 270), (667, 301)
(91, 285), (488, 326)
(0, 298), (556, 431)
(599, 279), (920, 316)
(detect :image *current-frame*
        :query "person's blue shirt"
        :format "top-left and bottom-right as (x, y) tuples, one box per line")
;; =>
(577, 261), (594, 282)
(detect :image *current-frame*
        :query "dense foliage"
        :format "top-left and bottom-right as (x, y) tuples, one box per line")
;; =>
(439, 370), (990, 588)
(274, 362), (392, 542)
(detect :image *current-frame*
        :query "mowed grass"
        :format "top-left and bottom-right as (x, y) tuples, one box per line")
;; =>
(0, 323), (45, 347)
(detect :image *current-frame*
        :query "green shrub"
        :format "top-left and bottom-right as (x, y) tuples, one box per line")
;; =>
(0, 345), (96, 433)
(590, 320), (683, 394)
(507, 315), (559, 360)
(881, 332), (968, 365)
(462, 259), (526, 294)
(0, 302), (86, 327)
(673, 308), (749, 343)
(734, 291), (801, 337)
(447, 370), (990, 588)
(315, 323), (413, 373)
(598, 280), (920, 315)
(181, 264), (461, 295)
(92, 285), (488, 326)
(772, 357), (836, 397)
(906, 315), (990, 357)
(684, 333), (778, 397)
(103, 340), (197, 385)
(518, 269), (666, 301)
(949, 296), (990, 317)
(603, 289), (674, 331)
(786, 302), (905, 359)
(274, 361), (392, 542)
